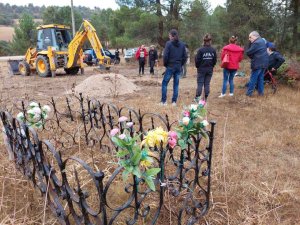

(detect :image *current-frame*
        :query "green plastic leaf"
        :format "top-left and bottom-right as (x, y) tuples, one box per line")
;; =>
(132, 166), (142, 178)
(122, 169), (130, 181)
(144, 176), (156, 191)
(178, 139), (187, 149)
(117, 150), (129, 157)
(131, 150), (142, 166)
(145, 168), (161, 177)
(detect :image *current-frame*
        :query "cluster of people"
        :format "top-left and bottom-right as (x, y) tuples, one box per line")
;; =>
(158, 29), (285, 106)
(134, 45), (158, 76)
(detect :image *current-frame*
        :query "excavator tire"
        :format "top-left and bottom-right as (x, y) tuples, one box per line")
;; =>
(18, 61), (31, 76)
(64, 67), (79, 75)
(36, 55), (51, 77)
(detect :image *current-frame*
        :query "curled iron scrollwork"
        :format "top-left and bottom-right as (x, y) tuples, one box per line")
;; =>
(0, 95), (216, 224)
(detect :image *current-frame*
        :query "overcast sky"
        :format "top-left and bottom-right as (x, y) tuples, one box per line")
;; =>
(0, 0), (226, 10)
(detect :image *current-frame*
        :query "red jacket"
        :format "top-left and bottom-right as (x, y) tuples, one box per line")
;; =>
(135, 48), (148, 60)
(221, 44), (244, 70)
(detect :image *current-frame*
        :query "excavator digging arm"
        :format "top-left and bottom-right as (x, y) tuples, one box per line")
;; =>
(66, 20), (110, 69)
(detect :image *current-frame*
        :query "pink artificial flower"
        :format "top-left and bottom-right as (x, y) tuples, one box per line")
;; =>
(183, 110), (190, 117)
(199, 100), (206, 106)
(118, 134), (126, 139)
(126, 122), (134, 127)
(118, 116), (128, 122)
(168, 131), (178, 140)
(168, 137), (177, 149)
(110, 128), (119, 136)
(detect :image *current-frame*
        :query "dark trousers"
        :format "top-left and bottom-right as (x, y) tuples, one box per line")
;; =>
(139, 58), (145, 75)
(196, 70), (213, 99)
(149, 60), (155, 74)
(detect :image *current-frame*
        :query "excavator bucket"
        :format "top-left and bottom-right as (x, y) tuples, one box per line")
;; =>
(7, 60), (22, 75)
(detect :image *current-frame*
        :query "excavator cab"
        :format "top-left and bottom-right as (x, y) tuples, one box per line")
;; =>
(36, 25), (72, 51)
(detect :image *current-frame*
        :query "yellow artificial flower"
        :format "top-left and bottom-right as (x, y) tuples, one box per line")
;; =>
(140, 159), (152, 168)
(142, 127), (168, 148)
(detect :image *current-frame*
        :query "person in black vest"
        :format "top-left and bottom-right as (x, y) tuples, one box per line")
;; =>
(195, 34), (217, 101)
(149, 45), (158, 75)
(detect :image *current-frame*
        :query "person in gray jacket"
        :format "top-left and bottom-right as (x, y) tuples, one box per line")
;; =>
(246, 31), (269, 96)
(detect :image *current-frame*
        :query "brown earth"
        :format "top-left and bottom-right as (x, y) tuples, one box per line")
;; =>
(0, 61), (299, 224)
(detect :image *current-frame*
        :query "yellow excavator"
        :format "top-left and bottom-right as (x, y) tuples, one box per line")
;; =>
(10, 20), (110, 77)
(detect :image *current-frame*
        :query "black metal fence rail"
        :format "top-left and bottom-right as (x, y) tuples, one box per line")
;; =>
(0, 94), (216, 225)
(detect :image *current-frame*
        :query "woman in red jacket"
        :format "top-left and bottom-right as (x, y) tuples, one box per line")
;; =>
(135, 45), (148, 76)
(219, 36), (244, 97)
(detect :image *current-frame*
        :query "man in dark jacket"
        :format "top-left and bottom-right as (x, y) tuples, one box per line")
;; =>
(195, 34), (217, 100)
(246, 31), (269, 96)
(160, 29), (187, 106)
(149, 45), (158, 75)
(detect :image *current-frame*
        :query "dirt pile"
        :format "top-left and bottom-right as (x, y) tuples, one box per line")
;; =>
(73, 73), (140, 98)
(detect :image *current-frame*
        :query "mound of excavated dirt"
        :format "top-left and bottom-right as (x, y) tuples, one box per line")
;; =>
(73, 73), (140, 98)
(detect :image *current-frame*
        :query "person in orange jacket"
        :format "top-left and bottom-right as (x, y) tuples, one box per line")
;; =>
(135, 45), (148, 76)
(219, 36), (244, 97)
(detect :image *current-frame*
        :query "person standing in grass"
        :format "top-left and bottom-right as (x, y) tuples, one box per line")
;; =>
(135, 45), (148, 76)
(160, 29), (187, 106)
(195, 34), (217, 101)
(149, 45), (158, 75)
(219, 36), (244, 98)
(246, 31), (269, 96)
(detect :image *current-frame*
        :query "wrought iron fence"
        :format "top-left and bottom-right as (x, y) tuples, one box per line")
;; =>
(0, 94), (216, 225)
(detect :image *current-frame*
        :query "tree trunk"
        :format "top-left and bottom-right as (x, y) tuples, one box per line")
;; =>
(156, 0), (165, 47)
(291, 0), (299, 54)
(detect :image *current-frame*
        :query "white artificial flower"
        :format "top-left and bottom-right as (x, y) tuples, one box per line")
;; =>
(16, 112), (24, 120)
(201, 120), (209, 127)
(190, 104), (198, 111)
(32, 107), (41, 115)
(29, 102), (39, 108)
(27, 109), (35, 117)
(42, 105), (51, 113)
(182, 117), (190, 125)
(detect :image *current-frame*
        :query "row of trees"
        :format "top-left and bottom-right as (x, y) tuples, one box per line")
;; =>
(0, 0), (298, 56)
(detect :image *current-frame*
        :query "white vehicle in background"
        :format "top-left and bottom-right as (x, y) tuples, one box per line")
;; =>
(124, 48), (138, 62)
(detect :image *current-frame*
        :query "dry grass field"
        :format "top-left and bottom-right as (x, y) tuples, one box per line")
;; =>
(0, 26), (14, 42)
(0, 60), (299, 224)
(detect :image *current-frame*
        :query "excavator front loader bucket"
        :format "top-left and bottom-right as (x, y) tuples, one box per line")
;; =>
(7, 60), (22, 75)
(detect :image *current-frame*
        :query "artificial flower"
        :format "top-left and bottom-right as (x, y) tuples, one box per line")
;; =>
(183, 110), (190, 117)
(126, 122), (134, 127)
(190, 104), (198, 111)
(199, 99), (206, 106)
(168, 137), (177, 149)
(118, 133), (126, 139)
(201, 120), (209, 127)
(182, 117), (190, 126)
(42, 105), (51, 113)
(29, 102), (39, 108)
(168, 131), (178, 140)
(118, 116), (128, 122)
(110, 128), (119, 136)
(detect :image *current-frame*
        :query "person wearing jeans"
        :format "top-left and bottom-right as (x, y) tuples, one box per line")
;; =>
(161, 66), (181, 104)
(160, 29), (187, 106)
(219, 36), (244, 97)
(222, 69), (236, 96)
(246, 31), (269, 96)
(246, 69), (265, 95)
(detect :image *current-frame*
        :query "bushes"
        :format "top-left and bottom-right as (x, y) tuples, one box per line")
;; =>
(276, 59), (300, 86)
